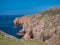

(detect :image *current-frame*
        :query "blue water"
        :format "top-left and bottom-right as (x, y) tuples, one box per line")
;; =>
(0, 15), (24, 38)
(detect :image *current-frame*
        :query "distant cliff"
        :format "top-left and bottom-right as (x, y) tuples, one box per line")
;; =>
(14, 7), (60, 45)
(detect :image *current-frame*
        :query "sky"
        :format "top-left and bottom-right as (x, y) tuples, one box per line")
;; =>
(0, 0), (60, 15)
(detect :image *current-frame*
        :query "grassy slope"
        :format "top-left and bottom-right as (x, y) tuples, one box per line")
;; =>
(0, 31), (48, 45)
(0, 38), (48, 45)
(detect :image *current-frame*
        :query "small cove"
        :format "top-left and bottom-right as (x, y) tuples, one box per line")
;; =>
(0, 15), (24, 38)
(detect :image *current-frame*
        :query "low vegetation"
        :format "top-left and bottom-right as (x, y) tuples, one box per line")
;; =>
(0, 30), (48, 45)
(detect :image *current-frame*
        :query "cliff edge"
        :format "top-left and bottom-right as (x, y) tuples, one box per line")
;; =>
(14, 7), (60, 45)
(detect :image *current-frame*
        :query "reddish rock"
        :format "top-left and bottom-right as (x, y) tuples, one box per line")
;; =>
(14, 7), (60, 42)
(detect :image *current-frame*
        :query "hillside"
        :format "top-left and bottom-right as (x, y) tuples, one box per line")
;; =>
(0, 30), (48, 45)
(14, 7), (60, 45)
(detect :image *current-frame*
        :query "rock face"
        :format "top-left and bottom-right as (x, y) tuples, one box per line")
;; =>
(14, 7), (60, 45)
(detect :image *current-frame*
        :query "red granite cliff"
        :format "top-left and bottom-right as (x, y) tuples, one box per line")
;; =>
(14, 7), (60, 45)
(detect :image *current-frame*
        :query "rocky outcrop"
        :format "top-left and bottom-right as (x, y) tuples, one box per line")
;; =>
(14, 7), (60, 44)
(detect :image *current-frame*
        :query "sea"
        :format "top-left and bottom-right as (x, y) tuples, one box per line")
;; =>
(0, 15), (24, 38)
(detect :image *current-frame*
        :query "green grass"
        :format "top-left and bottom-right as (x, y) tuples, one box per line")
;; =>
(24, 40), (48, 45)
(0, 37), (48, 45)
(0, 38), (24, 45)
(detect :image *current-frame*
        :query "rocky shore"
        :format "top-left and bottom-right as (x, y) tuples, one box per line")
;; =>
(14, 7), (60, 45)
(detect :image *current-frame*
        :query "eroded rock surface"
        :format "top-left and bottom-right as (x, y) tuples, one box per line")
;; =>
(14, 7), (60, 45)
